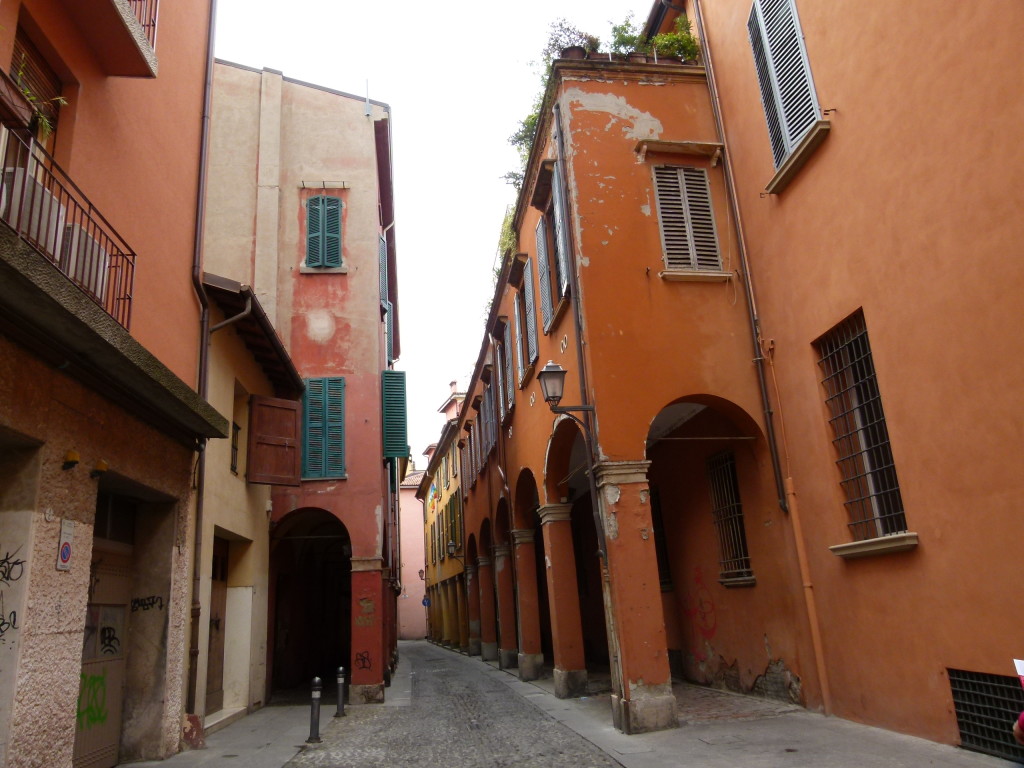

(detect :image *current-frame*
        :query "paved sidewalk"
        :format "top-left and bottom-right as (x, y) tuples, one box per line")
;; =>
(134, 640), (1018, 767)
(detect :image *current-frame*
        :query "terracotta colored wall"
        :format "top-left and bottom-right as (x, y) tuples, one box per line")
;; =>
(699, 0), (1024, 743)
(8, 0), (211, 386)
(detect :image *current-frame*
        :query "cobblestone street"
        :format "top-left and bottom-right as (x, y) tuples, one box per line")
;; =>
(287, 642), (622, 768)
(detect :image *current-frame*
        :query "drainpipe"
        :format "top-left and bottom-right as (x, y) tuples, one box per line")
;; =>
(186, 0), (219, 716)
(691, 0), (831, 714)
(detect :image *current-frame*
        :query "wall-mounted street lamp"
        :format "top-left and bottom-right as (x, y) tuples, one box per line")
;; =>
(446, 540), (465, 566)
(537, 361), (606, 560)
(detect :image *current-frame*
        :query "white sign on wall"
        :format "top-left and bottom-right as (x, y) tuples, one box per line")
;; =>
(56, 520), (74, 572)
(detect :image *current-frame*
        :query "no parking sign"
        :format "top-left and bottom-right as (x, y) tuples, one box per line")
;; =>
(56, 520), (74, 571)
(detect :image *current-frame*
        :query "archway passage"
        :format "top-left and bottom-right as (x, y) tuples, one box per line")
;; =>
(268, 509), (351, 697)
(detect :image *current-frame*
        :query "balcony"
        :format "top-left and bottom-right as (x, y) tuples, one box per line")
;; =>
(0, 128), (136, 328)
(56, 0), (159, 77)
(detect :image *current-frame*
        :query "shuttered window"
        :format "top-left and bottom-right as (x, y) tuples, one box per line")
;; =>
(248, 395), (302, 486)
(306, 195), (343, 268)
(550, 161), (572, 298)
(382, 369), (409, 458)
(495, 341), (507, 420)
(503, 321), (514, 409)
(522, 261), (539, 365)
(303, 377), (345, 478)
(747, 0), (820, 168)
(513, 296), (526, 383)
(654, 166), (722, 272)
(535, 219), (553, 330)
(385, 301), (395, 364)
(378, 235), (388, 304)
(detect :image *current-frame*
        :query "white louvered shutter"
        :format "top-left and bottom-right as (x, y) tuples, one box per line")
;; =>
(535, 220), (553, 330)
(513, 296), (525, 384)
(748, 0), (819, 168)
(654, 166), (721, 272)
(523, 260), (539, 362)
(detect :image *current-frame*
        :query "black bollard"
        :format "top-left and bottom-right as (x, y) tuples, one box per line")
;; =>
(306, 676), (322, 743)
(334, 667), (346, 717)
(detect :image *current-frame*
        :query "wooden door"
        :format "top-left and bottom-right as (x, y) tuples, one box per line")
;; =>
(205, 537), (228, 714)
(73, 551), (131, 768)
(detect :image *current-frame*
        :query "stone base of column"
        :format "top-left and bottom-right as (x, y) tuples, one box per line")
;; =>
(348, 683), (385, 705)
(468, 637), (482, 656)
(498, 648), (518, 669)
(481, 641), (498, 661)
(517, 653), (544, 681)
(553, 667), (588, 698)
(618, 682), (677, 734)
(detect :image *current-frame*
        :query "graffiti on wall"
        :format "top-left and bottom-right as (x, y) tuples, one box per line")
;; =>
(0, 594), (17, 642)
(130, 595), (164, 612)
(355, 651), (372, 670)
(77, 671), (108, 730)
(0, 548), (25, 647)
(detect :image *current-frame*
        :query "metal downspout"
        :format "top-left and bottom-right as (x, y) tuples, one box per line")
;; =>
(691, 0), (831, 714)
(186, 0), (219, 716)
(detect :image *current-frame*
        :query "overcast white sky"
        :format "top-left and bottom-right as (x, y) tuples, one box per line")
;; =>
(215, 0), (654, 464)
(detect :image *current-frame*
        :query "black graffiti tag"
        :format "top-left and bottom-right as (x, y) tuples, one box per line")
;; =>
(130, 595), (164, 612)
(0, 549), (26, 586)
(100, 626), (120, 655)
(355, 651), (372, 670)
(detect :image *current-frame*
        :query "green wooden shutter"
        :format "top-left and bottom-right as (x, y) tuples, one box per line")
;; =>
(303, 378), (325, 477)
(381, 369), (409, 458)
(323, 197), (342, 267)
(303, 377), (345, 478)
(503, 322), (514, 408)
(325, 377), (346, 476)
(535, 220), (553, 331)
(306, 197), (324, 267)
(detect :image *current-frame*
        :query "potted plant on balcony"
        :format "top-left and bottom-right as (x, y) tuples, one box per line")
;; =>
(543, 19), (600, 61)
(650, 16), (701, 64)
(610, 14), (649, 62)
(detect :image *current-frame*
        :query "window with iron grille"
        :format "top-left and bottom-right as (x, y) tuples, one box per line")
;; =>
(747, 0), (820, 168)
(230, 422), (240, 475)
(948, 669), (1024, 762)
(815, 310), (906, 541)
(653, 166), (722, 273)
(706, 451), (754, 581)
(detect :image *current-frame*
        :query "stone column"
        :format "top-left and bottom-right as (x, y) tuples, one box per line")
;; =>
(440, 580), (453, 646)
(465, 564), (482, 656)
(595, 460), (676, 733)
(456, 575), (470, 653)
(476, 556), (498, 661)
(349, 557), (385, 704)
(538, 503), (587, 698)
(512, 528), (543, 680)
(493, 544), (518, 670)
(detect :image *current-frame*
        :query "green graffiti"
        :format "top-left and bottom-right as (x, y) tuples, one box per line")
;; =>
(77, 670), (108, 730)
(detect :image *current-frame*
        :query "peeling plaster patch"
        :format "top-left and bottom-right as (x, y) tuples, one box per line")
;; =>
(581, 256), (591, 266)
(604, 509), (619, 540)
(639, 489), (649, 505)
(640, 204), (651, 217)
(603, 483), (622, 506)
(545, 554), (551, 569)
(566, 88), (664, 141)
(304, 310), (335, 344)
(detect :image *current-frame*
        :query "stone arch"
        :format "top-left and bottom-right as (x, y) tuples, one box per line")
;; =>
(268, 507), (352, 693)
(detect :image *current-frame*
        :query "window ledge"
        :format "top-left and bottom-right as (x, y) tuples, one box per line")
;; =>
(764, 119), (831, 195)
(544, 295), (571, 334)
(829, 531), (919, 560)
(660, 269), (732, 283)
(300, 265), (349, 274)
(719, 575), (756, 588)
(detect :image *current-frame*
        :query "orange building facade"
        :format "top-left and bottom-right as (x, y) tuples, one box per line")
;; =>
(424, 0), (1024, 756)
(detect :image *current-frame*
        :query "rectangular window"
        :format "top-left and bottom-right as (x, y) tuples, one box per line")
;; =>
(302, 377), (345, 478)
(230, 422), (240, 475)
(747, 0), (820, 168)
(654, 166), (722, 272)
(306, 195), (343, 267)
(815, 310), (906, 541)
(381, 370), (408, 458)
(503, 321), (514, 411)
(707, 451), (754, 581)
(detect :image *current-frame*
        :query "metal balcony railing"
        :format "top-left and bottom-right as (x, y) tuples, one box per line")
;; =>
(0, 129), (136, 329)
(127, 0), (159, 49)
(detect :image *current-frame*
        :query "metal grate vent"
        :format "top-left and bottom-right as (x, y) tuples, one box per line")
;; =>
(948, 668), (1024, 762)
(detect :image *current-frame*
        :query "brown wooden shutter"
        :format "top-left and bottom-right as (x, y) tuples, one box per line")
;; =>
(247, 395), (301, 486)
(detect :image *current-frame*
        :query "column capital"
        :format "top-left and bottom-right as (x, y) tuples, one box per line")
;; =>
(476, 556), (492, 568)
(511, 528), (535, 545)
(594, 460), (651, 489)
(538, 503), (572, 525)
(465, 564), (476, 578)
(492, 544), (512, 559)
